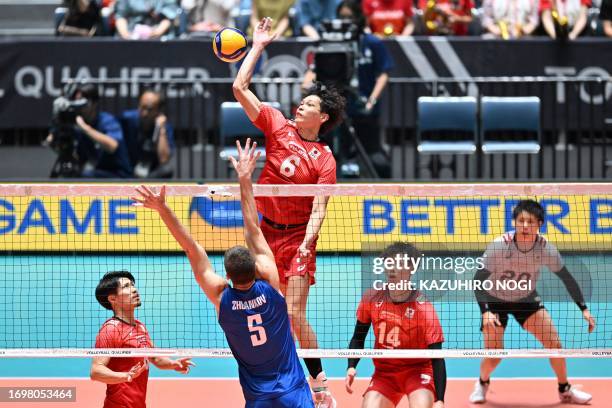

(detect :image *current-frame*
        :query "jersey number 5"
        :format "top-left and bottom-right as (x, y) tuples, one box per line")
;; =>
(280, 155), (301, 177)
(247, 314), (267, 347)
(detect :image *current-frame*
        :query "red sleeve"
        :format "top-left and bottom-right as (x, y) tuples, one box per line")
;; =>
(362, 0), (374, 16)
(95, 323), (119, 348)
(580, 0), (591, 6)
(356, 298), (372, 324)
(422, 303), (444, 345)
(317, 153), (337, 184)
(540, 0), (552, 11)
(252, 105), (287, 144)
(404, 0), (414, 17)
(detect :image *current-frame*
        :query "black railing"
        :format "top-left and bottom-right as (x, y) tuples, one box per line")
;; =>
(1, 77), (610, 181)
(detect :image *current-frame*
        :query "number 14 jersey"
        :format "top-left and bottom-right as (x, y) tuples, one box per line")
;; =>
(357, 290), (444, 371)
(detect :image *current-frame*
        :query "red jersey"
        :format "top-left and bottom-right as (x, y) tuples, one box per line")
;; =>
(418, 0), (474, 35)
(363, 0), (414, 35)
(357, 290), (444, 371)
(253, 105), (336, 225)
(95, 318), (153, 408)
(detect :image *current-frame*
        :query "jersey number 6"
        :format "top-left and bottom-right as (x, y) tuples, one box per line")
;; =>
(247, 314), (267, 347)
(280, 155), (301, 177)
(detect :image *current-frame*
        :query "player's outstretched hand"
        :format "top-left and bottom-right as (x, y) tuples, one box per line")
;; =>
(482, 311), (501, 328)
(132, 185), (167, 212)
(253, 17), (279, 48)
(125, 360), (148, 383)
(229, 138), (261, 180)
(583, 309), (596, 333)
(173, 357), (196, 374)
(345, 368), (356, 393)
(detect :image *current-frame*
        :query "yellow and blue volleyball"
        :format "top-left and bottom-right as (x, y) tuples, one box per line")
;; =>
(213, 28), (248, 63)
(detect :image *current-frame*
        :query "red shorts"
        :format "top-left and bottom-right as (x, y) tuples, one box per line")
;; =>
(364, 364), (436, 406)
(261, 220), (318, 285)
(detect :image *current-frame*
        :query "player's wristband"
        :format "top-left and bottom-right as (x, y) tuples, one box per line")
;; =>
(576, 302), (588, 311)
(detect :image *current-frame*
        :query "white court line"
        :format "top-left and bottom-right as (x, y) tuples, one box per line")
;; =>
(1, 377), (611, 381)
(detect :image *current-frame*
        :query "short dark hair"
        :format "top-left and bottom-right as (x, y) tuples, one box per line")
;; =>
(336, 0), (367, 32)
(95, 271), (135, 311)
(303, 82), (346, 135)
(380, 242), (421, 267)
(512, 199), (545, 223)
(77, 83), (100, 104)
(224, 246), (256, 285)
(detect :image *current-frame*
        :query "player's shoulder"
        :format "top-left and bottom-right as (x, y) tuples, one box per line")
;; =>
(361, 288), (386, 303)
(486, 232), (514, 250)
(96, 318), (123, 341)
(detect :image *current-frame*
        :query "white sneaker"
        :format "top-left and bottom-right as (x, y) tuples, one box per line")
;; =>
(559, 385), (592, 405)
(310, 372), (337, 408)
(469, 380), (489, 404)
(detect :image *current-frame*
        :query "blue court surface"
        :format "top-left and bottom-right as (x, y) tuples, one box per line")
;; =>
(0, 254), (610, 379)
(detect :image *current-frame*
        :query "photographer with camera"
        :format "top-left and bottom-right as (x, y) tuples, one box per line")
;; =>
(48, 84), (132, 178)
(302, 0), (394, 178)
(120, 89), (174, 179)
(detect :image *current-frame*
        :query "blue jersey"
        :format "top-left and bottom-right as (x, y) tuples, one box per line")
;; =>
(219, 280), (307, 401)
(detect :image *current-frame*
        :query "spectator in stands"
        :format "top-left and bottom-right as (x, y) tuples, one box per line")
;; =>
(249, 0), (295, 37)
(481, 0), (539, 38)
(57, 0), (102, 37)
(303, 0), (393, 178)
(120, 89), (174, 178)
(418, 0), (473, 35)
(48, 84), (132, 178)
(296, 0), (340, 39)
(541, 0), (590, 39)
(599, 0), (612, 36)
(181, 0), (238, 34)
(363, 0), (415, 36)
(114, 0), (180, 39)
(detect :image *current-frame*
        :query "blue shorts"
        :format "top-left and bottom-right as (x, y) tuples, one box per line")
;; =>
(245, 382), (314, 408)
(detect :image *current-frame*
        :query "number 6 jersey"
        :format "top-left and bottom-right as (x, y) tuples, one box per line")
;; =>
(253, 105), (336, 225)
(218, 279), (307, 401)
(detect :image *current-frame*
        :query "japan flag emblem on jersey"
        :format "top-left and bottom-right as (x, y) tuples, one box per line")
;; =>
(421, 374), (431, 384)
(309, 147), (321, 160)
(405, 307), (415, 319)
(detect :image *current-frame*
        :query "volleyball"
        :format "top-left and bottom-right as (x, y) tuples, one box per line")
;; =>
(213, 27), (248, 63)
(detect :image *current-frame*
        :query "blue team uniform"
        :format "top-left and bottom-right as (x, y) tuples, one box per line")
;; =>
(218, 280), (313, 408)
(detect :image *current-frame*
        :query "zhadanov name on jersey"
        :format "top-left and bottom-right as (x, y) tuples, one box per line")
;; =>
(232, 294), (267, 310)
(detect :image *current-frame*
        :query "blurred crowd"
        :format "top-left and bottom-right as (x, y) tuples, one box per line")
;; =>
(56, 0), (612, 40)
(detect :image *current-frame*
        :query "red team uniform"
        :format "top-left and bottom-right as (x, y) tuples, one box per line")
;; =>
(253, 105), (336, 285)
(95, 318), (153, 408)
(357, 290), (444, 405)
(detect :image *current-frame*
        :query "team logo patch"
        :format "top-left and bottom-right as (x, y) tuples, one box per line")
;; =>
(324, 146), (331, 152)
(375, 301), (384, 308)
(421, 374), (431, 384)
(309, 147), (321, 160)
(405, 307), (415, 319)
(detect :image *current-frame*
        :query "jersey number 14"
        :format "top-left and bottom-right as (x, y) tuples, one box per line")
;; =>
(377, 322), (401, 348)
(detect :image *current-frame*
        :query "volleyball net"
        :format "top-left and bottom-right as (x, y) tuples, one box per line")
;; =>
(0, 183), (610, 359)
